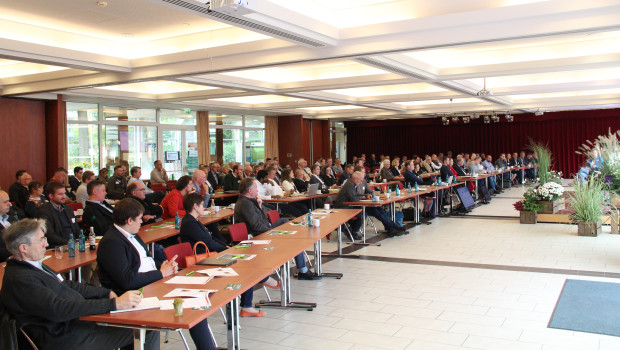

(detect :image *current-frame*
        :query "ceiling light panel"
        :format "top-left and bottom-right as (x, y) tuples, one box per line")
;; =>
(301, 105), (366, 111)
(464, 67), (620, 89)
(0, 60), (68, 79)
(97, 81), (216, 94)
(323, 83), (445, 97)
(396, 98), (486, 106)
(509, 88), (620, 100)
(210, 95), (305, 104)
(222, 60), (386, 84)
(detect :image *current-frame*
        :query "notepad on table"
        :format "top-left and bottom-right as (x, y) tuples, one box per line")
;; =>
(217, 253), (256, 261)
(111, 297), (160, 313)
(268, 230), (297, 235)
(198, 267), (239, 277)
(240, 240), (271, 245)
(164, 276), (212, 285)
(163, 288), (217, 298)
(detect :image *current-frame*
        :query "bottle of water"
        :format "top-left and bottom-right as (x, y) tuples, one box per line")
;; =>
(68, 234), (75, 257)
(408, 183), (412, 194)
(78, 230), (86, 252)
(395, 186), (400, 196)
(386, 188), (391, 198)
(175, 212), (180, 229)
(415, 182), (419, 192)
(89, 227), (96, 250)
(307, 209), (313, 227)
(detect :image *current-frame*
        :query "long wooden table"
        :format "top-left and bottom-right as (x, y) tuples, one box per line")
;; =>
(80, 208), (360, 350)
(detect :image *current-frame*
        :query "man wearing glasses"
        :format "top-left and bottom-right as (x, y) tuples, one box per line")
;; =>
(0, 219), (159, 349)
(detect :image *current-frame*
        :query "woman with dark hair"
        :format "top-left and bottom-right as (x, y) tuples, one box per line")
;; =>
(320, 165), (337, 187)
(24, 181), (46, 218)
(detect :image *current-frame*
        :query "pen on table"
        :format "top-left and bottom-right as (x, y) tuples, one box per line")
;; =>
(185, 270), (195, 276)
(139, 287), (144, 296)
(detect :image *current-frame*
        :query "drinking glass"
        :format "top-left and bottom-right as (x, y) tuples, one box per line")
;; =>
(55, 246), (63, 259)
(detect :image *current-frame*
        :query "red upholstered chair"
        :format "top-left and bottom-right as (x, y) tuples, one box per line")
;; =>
(163, 242), (193, 269)
(166, 180), (177, 192)
(68, 202), (83, 211)
(267, 210), (280, 225)
(228, 223), (249, 242)
(150, 183), (166, 193)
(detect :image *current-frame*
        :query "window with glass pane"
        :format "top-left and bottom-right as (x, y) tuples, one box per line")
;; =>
(66, 102), (98, 121)
(67, 124), (99, 172)
(245, 115), (265, 128)
(222, 129), (243, 164)
(102, 125), (157, 177)
(244, 129), (264, 163)
(211, 114), (242, 126)
(160, 109), (197, 125)
(162, 130), (183, 180)
(186, 131), (199, 173)
(103, 106), (156, 122)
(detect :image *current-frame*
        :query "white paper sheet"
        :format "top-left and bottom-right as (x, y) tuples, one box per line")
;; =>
(197, 267), (239, 277)
(239, 240), (271, 245)
(111, 297), (160, 313)
(164, 276), (212, 285)
(163, 288), (217, 298)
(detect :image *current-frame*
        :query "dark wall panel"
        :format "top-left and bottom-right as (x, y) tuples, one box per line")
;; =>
(345, 109), (620, 177)
(277, 115), (303, 167)
(0, 97), (47, 190)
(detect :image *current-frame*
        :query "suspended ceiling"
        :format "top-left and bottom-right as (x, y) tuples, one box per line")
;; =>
(1, 0), (619, 120)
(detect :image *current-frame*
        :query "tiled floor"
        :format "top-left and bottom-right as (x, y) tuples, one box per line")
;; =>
(163, 184), (620, 349)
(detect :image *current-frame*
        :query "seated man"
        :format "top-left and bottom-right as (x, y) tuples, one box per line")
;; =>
(126, 181), (163, 224)
(75, 170), (95, 207)
(222, 164), (242, 191)
(207, 162), (222, 189)
(69, 166), (83, 193)
(150, 160), (168, 185)
(128, 166), (165, 204)
(234, 178), (321, 280)
(191, 170), (226, 244)
(180, 193), (278, 317)
(8, 170), (30, 210)
(106, 165), (127, 200)
(45, 167), (76, 202)
(97, 198), (216, 349)
(481, 155), (498, 193)
(523, 153), (537, 181)
(82, 180), (114, 236)
(334, 171), (406, 239)
(293, 169), (310, 193)
(439, 157), (453, 183)
(160, 175), (194, 219)
(0, 190), (19, 262)
(244, 165), (254, 178)
(0, 219), (159, 350)
(37, 181), (80, 247)
(337, 164), (355, 186)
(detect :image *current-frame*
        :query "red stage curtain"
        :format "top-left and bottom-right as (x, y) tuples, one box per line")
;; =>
(345, 109), (620, 178)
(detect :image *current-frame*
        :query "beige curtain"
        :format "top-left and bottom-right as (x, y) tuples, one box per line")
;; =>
(196, 111), (210, 167)
(265, 116), (279, 159)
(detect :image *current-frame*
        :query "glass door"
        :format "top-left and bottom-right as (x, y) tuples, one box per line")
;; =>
(160, 128), (198, 180)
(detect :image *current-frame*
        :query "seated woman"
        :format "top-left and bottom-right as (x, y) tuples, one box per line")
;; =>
(180, 193), (279, 317)
(320, 165), (337, 187)
(380, 159), (394, 181)
(24, 181), (46, 218)
(390, 158), (402, 177)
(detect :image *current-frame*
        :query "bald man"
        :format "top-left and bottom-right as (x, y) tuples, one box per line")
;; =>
(192, 170), (228, 246)
(0, 190), (19, 262)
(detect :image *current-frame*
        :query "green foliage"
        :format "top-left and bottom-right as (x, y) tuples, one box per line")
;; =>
(524, 189), (543, 212)
(528, 139), (552, 185)
(568, 177), (606, 223)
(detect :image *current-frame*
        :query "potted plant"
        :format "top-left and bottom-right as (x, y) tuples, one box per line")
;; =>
(568, 177), (606, 236)
(514, 189), (542, 224)
(536, 182), (565, 214)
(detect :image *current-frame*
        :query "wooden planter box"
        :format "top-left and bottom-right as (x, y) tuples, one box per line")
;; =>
(520, 211), (537, 224)
(577, 221), (602, 236)
(539, 200), (561, 214)
(611, 194), (620, 208)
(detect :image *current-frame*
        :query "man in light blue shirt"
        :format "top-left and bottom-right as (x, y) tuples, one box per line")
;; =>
(481, 155), (498, 192)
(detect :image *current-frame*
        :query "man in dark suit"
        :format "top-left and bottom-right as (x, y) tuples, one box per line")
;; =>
(440, 157), (453, 182)
(97, 198), (215, 350)
(8, 169), (30, 210)
(0, 219), (159, 350)
(0, 190), (19, 262)
(37, 181), (80, 247)
(126, 181), (162, 225)
(206, 162), (221, 189)
(69, 166), (83, 192)
(337, 164), (354, 186)
(82, 180), (114, 236)
(222, 164), (242, 191)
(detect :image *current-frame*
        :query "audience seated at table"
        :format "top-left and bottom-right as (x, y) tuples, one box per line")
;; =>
(523, 153), (536, 181)
(296, 158), (312, 181)
(24, 181), (46, 218)
(150, 159), (168, 185)
(69, 166), (83, 193)
(481, 155), (498, 193)
(380, 159), (394, 181)
(96, 167), (109, 183)
(403, 161), (436, 218)
(244, 165), (254, 178)
(8, 169), (30, 210)
(0, 219), (160, 350)
(76, 171), (95, 207)
(440, 157), (453, 182)
(38, 181), (81, 247)
(430, 154), (442, 171)
(258, 167), (309, 217)
(82, 180), (114, 236)
(390, 158), (402, 177)
(234, 178), (321, 280)
(310, 164), (335, 192)
(160, 175), (194, 219)
(128, 166), (165, 204)
(334, 171), (406, 239)
(105, 165), (128, 200)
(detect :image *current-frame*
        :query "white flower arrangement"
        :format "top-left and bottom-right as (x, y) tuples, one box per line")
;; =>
(536, 182), (564, 201)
